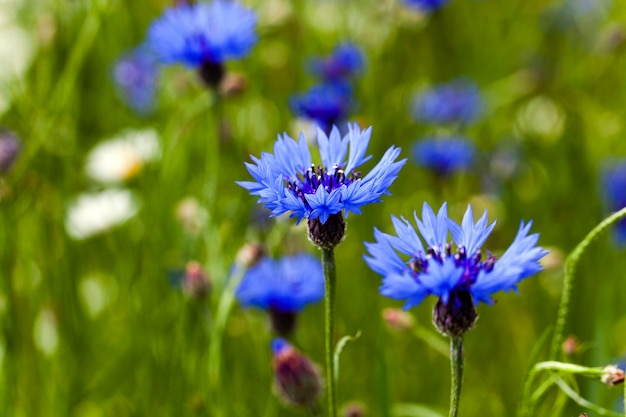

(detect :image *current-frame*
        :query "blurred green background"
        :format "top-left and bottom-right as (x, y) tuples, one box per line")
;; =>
(1, 0), (626, 416)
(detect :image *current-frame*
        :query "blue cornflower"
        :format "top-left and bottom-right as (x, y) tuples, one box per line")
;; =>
(147, 0), (256, 67)
(601, 160), (626, 245)
(238, 122), (405, 222)
(290, 83), (354, 135)
(236, 254), (324, 335)
(403, 0), (448, 12)
(412, 79), (482, 125)
(309, 43), (365, 82)
(364, 203), (547, 335)
(411, 136), (475, 176)
(112, 46), (159, 114)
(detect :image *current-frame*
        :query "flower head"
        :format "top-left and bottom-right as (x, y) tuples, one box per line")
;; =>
(403, 0), (449, 12)
(601, 160), (626, 245)
(309, 43), (364, 82)
(290, 83), (354, 134)
(236, 254), (324, 335)
(271, 338), (323, 407)
(238, 123), (406, 226)
(236, 254), (324, 313)
(111, 46), (159, 114)
(411, 136), (475, 176)
(412, 79), (482, 125)
(147, 1), (257, 68)
(364, 203), (547, 335)
(85, 129), (161, 184)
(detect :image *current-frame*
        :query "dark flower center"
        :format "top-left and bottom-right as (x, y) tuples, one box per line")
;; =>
(409, 243), (497, 289)
(286, 164), (361, 208)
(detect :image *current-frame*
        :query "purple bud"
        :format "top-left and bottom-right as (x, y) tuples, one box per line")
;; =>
(272, 338), (323, 407)
(0, 131), (22, 174)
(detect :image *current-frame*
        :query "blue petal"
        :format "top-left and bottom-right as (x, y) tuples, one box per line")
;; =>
(415, 202), (449, 248)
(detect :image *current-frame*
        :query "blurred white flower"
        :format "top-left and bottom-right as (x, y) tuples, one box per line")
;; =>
(85, 129), (160, 183)
(66, 189), (139, 240)
(0, 1), (35, 114)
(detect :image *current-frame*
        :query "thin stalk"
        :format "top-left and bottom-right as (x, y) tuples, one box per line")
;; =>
(550, 206), (626, 360)
(519, 361), (606, 417)
(322, 248), (337, 417)
(448, 335), (464, 417)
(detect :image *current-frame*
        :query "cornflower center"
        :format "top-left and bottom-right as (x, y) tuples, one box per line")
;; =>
(409, 242), (497, 288)
(286, 164), (361, 207)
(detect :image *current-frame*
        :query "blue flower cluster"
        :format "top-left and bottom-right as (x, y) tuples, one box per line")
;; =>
(411, 136), (475, 176)
(147, 0), (257, 68)
(112, 46), (160, 114)
(291, 43), (364, 134)
(601, 161), (626, 245)
(236, 254), (324, 313)
(111, 0), (257, 112)
(412, 79), (482, 126)
(403, 0), (449, 12)
(364, 203), (548, 308)
(238, 123), (406, 224)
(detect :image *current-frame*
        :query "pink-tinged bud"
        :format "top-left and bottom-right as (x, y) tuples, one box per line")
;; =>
(183, 261), (211, 299)
(382, 308), (414, 332)
(562, 336), (580, 356)
(219, 72), (248, 97)
(271, 338), (323, 407)
(341, 401), (366, 417)
(236, 242), (267, 268)
(601, 365), (625, 386)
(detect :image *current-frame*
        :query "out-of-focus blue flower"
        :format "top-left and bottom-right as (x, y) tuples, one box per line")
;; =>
(412, 79), (483, 125)
(290, 83), (353, 134)
(112, 46), (159, 114)
(236, 254), (324, 313)
(237, 122), (406, 225)
(403, 0), (449, 13)
(310, 43), (364, 82)
(147, 0), (257, 68)
(601, 161), (626, 245)
(364, 202), (548, 309)
(411, 136), (475, 175)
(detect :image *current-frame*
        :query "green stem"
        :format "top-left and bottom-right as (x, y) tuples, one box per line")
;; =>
(550, 206), (626, 361)
(448, 336), (464, 417)
(207, 265), (247, 417)
(519, 361), (607, 417)
(322, 248), (337, 417)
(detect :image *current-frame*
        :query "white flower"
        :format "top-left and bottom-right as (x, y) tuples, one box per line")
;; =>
(66, 189), (139, 240)
(85, 129), (161, 183)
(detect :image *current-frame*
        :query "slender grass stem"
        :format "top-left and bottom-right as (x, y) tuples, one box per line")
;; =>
(322, 248), (337, 417)
(519, 361), (607, 417)
(550, 207), (626, 361)
(448, 335), (464, 417)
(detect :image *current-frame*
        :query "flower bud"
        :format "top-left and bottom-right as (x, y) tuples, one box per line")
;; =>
(341, 401), (366, 417)
(236, 242), (267, 269)
(307, 213), (346, 249)
(382, 308), (414, 332)
(272, 338), (323, 407)
(562, 336), (580, 357)
(183, 261), (211, 299)
(433, 290), (477, 337)
(0, 130), (22, 174)
(219, 72), (248, 97)
(601, 365), (625, 386)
